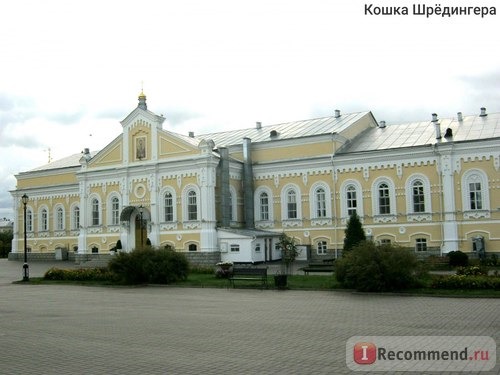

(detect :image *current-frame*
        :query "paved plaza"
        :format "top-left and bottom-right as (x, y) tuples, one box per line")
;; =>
(1, 259), (499, 374)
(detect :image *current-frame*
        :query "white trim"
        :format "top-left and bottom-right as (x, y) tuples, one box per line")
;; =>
(182, 184), (200, 223)
(280, 183), (302, 222)
(371, 177), (397, 222)
(461, 169), (490, 218)
(254, 186), (274, 225)
(339, 179), (364, 222)
(160, 186), (177, 223)
(405, 173), (432, 221)
(309, 181), (332, 220)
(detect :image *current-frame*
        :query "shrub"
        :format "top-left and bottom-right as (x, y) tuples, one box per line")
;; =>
(431, 275), (500, 290)
(44, 267), (114, 282)
(447, 251), (468, 267)
(456, 265), (488, 276)
(108, 247), (189, 284)
(336, 241), (424, 292)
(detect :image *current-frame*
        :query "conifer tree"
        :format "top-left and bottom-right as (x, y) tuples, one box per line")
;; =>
(343, 212), (366, 252)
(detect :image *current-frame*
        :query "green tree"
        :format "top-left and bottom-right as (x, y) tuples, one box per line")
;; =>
(0, 230), (13, 258)
(277, 233), (301, 275)
(336, 241), (425, 292)
(343, 212), (366, 252)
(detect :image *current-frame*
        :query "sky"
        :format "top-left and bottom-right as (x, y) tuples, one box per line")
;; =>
(1, 0), (499, 219)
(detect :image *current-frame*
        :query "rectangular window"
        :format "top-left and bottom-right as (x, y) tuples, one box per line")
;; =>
(415, 238), (427, 252)
(164, 194), (173, 221)
(188, 192), (197, 220)
(260, 194), (269, 221)
(27, 210), (33, 232)
(317, 241), (328, 255)
(287, 191), (297, 219)
(469, 182), (483, 210)
(380, 239), (391, 245)
(73, 208), (80, 230)
(379, 186), (391, 214)
(412, 185), (425, 213)
(230, 244), (240, 252)
(347, 188), (357, 216)
(316, 189), (326, 218)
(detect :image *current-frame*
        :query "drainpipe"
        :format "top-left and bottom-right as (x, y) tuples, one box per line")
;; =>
(242, 138), (254, 228)
(219, 147), (230, 227)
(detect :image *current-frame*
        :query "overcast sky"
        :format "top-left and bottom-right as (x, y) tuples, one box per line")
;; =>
(1, 0), (499, 219)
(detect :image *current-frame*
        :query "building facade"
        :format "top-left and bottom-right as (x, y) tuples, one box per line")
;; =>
(10, 94), (500, 263)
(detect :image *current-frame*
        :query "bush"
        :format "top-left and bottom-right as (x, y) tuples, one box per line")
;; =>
(336, 241), (424, 292)
(44, 267), (114, 282)
(108, 247), (189, 284)
(431, 275), (500, 290)
(447, 251), (468, 267)
(456, 265), (488, 276)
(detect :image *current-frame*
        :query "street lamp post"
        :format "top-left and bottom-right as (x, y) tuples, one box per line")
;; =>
(21, 194), (29, 282)
(139, 205), (144, 248)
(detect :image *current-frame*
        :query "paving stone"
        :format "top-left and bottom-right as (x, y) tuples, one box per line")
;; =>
(1, 260), (498, 374)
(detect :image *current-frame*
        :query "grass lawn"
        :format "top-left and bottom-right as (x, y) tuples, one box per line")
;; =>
(20, 271), (500, 297)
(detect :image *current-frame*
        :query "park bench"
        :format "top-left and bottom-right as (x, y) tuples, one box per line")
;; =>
(301, 262), (335, 275)
(229, 267), (268, 289)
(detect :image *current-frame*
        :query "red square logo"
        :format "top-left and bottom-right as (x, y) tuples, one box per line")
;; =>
(353, 342), (377, 365)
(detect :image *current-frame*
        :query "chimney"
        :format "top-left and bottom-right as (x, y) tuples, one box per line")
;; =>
(242, 138), (254, 228)
(379, 120), (386, 128)
(256, 121), (262, 130)
(334, 109), (341, 118)
(480, 107), (487, 117)
(457, 112), (463, 122)
(432, 113), (441, 139)
(188, 131), (194, 138)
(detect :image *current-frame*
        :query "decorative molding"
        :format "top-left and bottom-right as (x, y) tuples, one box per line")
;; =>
(282, 219), (303, 228)
(160, 222), (178, 230)
(88, 227), (103, 234)
(255, 221), (274, 229)
(183, 221), (201, 229)
(311, 218), (332, 226)
(407, 213), (432, 222)
(107, 225), (120, 233)
(463, 210), (490, 219)
(54, 230), (66, 237)
(373, 214), (397, 223)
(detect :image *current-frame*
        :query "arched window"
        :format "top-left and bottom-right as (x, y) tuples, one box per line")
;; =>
(315, 187), (326, 218)
(188, 243), (197, 251)
(340, 180), (363, 220)
(405, 174), (432, 217)
(187, 190), (197, 221)
(286, 189), (297, 219)
(55, 206), (64, 230)
(71, 205), (80, 230)
(255, 187), (274, 226)
(164, 192), (174, 221)
(91, 198), (100, 226)
(461, 169), (490, 218)
(259, 192), (269, 221)
(41, 208), (48, 231)
(26, 208), (33, 232)
(378, 183), (391, 214)
(346, 185), (357, 216)
(111, 197), (120, 225)
(411, 180), (425, 213)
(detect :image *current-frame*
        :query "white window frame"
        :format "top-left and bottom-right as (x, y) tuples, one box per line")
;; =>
(71, 204), (80, 230)
(371, 177), (396, 222)
(230, 244), (240, 252)
(39, 206), (49, 232)
(89, 195), (101, 226)
(340, 180), (364, 222)
(316, 240), (328, 255)
(255, 186), (274, 224)
(461, 169), (490, 219)
(182, 185), (200, 222)
(280, 184), (302, 224)
(162, 187), (177, 222)
(309, 182), (332, 220)
(54, 205), (65, 231)
(415, 238), (427, 252)
(26, 207), (33, 232)
(108, 195), (120, 226)
(405, 174), (432, 221)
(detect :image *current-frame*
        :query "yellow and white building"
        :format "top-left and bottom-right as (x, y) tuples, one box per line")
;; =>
(10, 93), (500, 263)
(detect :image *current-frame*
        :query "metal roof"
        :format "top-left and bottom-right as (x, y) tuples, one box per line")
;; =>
(24, 151), (98, 173)
(199, 112), (371, 147)
(342, 112), (500, 153)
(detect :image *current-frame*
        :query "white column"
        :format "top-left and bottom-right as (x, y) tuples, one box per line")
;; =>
(11, 194), (19, 253)
(197, 158), (218, 252)
(439, 152), (459, 253)
(77, 181), (88, 253)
